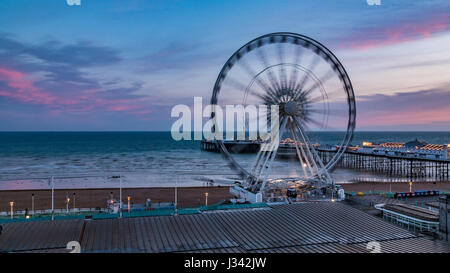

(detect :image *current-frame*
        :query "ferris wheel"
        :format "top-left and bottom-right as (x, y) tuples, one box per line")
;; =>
(211, 32), (356, 196)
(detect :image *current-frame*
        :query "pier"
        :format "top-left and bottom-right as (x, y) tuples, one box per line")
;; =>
(200, 140), (259, 153)
(201, 139), (450, 181)
(318, 149), (450, 181)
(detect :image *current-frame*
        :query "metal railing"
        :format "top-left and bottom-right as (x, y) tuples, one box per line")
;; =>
(374, 204), (439, 233)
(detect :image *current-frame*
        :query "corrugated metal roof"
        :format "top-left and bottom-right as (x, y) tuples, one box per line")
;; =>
(0, 219), (83, 252)
(1, 203), (449, 253)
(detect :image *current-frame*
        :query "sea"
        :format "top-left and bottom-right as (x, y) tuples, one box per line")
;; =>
(0, 131), (449, 190)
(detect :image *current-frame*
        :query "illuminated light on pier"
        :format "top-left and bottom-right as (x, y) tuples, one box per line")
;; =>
(420, 144), (445, 151)
(379, 142), (405, 148)
(362, 141), (373, 147)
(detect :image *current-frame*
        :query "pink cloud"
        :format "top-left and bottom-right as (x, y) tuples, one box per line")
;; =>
(341, 14), (449, 50)
(0, 67), (57, 105)
(358, 109), (450, 127)
(0, 66), (156, 117)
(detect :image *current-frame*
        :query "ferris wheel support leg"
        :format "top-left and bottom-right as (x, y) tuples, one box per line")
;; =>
(293, 122), (321, 178)
(299, 132), (322, 179)
(290, 125), (312, 178)
(258, 117), (288, 193)
(251, 148), (264, 174)
(298, 141), (316, 178)
(294, 117), (334, 187)
(246, 149), (266, 188)
(254, 117), (284, 180)
(247, 118), (281, 190)
(289, 116), (314, 177)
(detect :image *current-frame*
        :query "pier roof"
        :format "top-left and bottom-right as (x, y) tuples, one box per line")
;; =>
(405, 138), (427, 148)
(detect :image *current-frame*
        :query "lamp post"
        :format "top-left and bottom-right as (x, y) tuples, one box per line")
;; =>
(119, 174), (122, 218)
(127, 196), (131, 213)
(66, 196), (70, 213)
(31, 193), (35, 215)
(174, 181), (178, 215)
(50, 176), (54, 221)
(9, 201), (14, 219)
(409, 181), (413, 193)
(205, 192), (208, 206)
(73, 193), (76, 211)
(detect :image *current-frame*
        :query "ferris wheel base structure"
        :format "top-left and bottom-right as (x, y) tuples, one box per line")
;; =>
(230, 185), (263, 203)
(229, 181), (346, 204)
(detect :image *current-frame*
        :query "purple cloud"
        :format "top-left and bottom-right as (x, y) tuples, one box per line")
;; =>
(356, 86), (450, 130)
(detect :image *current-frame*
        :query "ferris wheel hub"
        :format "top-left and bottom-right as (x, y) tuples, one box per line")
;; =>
(283, 101), (298, 116)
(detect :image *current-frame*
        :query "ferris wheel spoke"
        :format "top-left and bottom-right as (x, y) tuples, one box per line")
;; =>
(309, 108), (348, 117)
(249, 91), (279, 106)
(301, 70), (335, 99)
(309, 88), (343, 103)
(255, 48), (281, 92)
(304, 116), (331, 130)
(246, 109), (270, 135)
(262, 84), (284, 104)
(223, 77), (247, 90)
(288, 46), (304, 90)
(293, 54), (321, 95)
(237, 59), (276, 97)
(277, 43), (288, 90)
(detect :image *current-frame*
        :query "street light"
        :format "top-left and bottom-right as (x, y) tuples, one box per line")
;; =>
(127, 196), (131, 213)
(205, 192), (209, 206)
(50, 176), (54, 221)
(31, 193), (35, 215)
(73, 193), (76, 211)
(409, 181), (413, 193)
(119, 174), (122, 218)
(66, 197), (70, 213)
(174, 180), (178, 215)
(9, 201), (14, 219)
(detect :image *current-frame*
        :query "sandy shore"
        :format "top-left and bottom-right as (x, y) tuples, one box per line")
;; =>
(0, 186), (232, 212)
(2, 181), (449, 212)
(341, 181), (450, 193)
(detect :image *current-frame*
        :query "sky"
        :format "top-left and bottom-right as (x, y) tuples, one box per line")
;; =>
(0, 0), (449, 131)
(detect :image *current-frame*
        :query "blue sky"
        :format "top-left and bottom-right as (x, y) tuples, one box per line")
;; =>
(0, 0), (449, 131)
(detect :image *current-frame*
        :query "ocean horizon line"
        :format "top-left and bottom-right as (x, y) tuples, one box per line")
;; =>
(0, 130), (449, 133)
